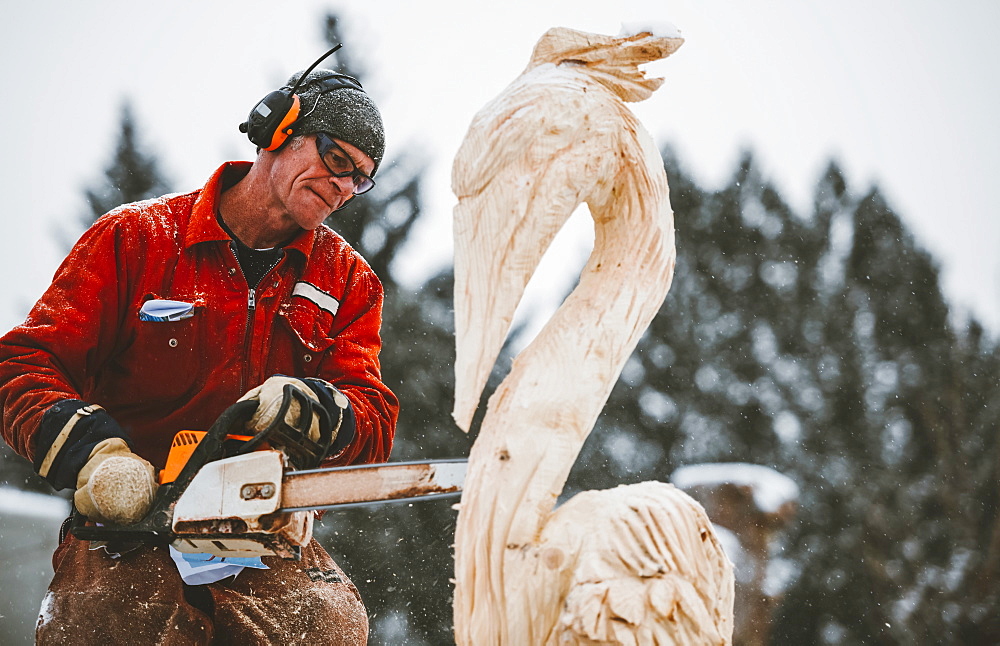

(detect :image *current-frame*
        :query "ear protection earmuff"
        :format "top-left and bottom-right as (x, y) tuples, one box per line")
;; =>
(240, 43), (359, 151)
(240, 88), (302, 151)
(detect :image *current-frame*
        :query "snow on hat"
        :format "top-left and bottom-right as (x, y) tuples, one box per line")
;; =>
(286, 69), (386, 174)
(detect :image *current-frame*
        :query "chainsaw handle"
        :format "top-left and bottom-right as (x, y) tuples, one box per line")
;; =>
(69, 399), (260, 544)
(168, 398), (260, 493)
(231, 383), (333, 469)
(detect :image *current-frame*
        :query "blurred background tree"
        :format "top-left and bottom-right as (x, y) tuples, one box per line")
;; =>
(308, 13), (472, 644)
(76, 101), (171, 236)
(2, 101), (171, 494)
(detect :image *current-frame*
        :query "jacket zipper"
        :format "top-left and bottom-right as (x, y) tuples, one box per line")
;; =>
(233, 247), (283, 394)
(241, 287), (256, 395)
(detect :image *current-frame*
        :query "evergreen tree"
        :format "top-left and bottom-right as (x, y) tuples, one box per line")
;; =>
(317, 14), (423, 292)
(81, 102), (171, 229)
(751, 177), (1000, 645)
(572, 149), (820, 494)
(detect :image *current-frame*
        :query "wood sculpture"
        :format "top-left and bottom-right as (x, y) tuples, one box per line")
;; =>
(451, 26), (735, 645)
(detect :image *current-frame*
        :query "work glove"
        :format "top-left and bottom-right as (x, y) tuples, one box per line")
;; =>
(33, 400), (158, 524)
(74, 438), (159, 525)
(237, 375), (355, 468)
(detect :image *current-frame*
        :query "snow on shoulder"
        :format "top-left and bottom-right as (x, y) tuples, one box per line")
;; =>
(671, 462), (799, 514)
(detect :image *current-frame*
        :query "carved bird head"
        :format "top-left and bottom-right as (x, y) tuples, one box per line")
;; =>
(525, 26), (684, 102)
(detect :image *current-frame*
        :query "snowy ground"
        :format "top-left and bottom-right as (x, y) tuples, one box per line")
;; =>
(0, 488), (70, 645)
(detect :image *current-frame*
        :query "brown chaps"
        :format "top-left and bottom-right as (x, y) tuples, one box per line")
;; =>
(36, 535), (368, 645)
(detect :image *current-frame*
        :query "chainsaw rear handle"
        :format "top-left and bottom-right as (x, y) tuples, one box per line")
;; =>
(232, 383), (334, 469)
(69, 399), (261, 544)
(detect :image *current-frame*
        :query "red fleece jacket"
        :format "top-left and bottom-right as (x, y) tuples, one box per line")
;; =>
(0, 162), (397, 470)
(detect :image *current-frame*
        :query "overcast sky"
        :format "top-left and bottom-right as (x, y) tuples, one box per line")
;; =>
(2, 0), (997, 335)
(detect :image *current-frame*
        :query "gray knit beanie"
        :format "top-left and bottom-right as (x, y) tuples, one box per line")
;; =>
(286, 69), (385, 174)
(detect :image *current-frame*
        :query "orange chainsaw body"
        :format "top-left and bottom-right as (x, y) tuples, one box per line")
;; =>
(160, 430), (256, 484)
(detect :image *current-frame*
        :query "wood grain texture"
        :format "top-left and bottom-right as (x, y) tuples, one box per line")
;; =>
(451, 27), (734, 645)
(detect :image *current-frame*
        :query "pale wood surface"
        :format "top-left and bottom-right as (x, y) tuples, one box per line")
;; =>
(451, 27), (734, 645)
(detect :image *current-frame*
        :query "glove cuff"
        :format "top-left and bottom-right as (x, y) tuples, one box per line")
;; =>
(33, 400), (130, 491)
(302, 378), (356, 457)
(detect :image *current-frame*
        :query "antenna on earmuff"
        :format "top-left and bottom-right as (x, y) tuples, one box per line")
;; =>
(288, 43), (343, 94)
(240, 43), (347, 151)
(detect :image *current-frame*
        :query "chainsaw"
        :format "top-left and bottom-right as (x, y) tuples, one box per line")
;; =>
(70, 385), (466, 560)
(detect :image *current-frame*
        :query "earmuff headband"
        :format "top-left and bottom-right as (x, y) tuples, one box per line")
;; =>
(239, 44), (348, 151)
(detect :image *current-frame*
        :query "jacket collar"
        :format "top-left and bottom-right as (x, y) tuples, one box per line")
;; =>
(186, 161), (316, 258)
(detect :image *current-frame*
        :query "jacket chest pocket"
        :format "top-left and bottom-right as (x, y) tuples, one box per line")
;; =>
(115, 301), (206, 405)
(277, 300), (337, 377)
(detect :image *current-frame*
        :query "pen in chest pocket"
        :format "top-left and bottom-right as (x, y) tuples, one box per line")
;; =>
(139, 299), (196, 322)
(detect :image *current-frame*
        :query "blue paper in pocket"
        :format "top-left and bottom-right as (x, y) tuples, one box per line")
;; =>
(168, 546), (269, 586)
(139, 299), (196, 322)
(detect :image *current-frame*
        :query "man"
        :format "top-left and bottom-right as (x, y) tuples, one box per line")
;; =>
(0, 67), (398, 644)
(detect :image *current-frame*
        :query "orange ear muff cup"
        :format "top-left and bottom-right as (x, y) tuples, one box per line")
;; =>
(263, 94), (302, 151)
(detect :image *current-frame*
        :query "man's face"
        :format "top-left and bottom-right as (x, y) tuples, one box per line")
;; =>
(269, 134), (375, 231)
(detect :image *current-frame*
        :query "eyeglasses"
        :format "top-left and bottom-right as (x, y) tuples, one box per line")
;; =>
(314, 133), (376, 195)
